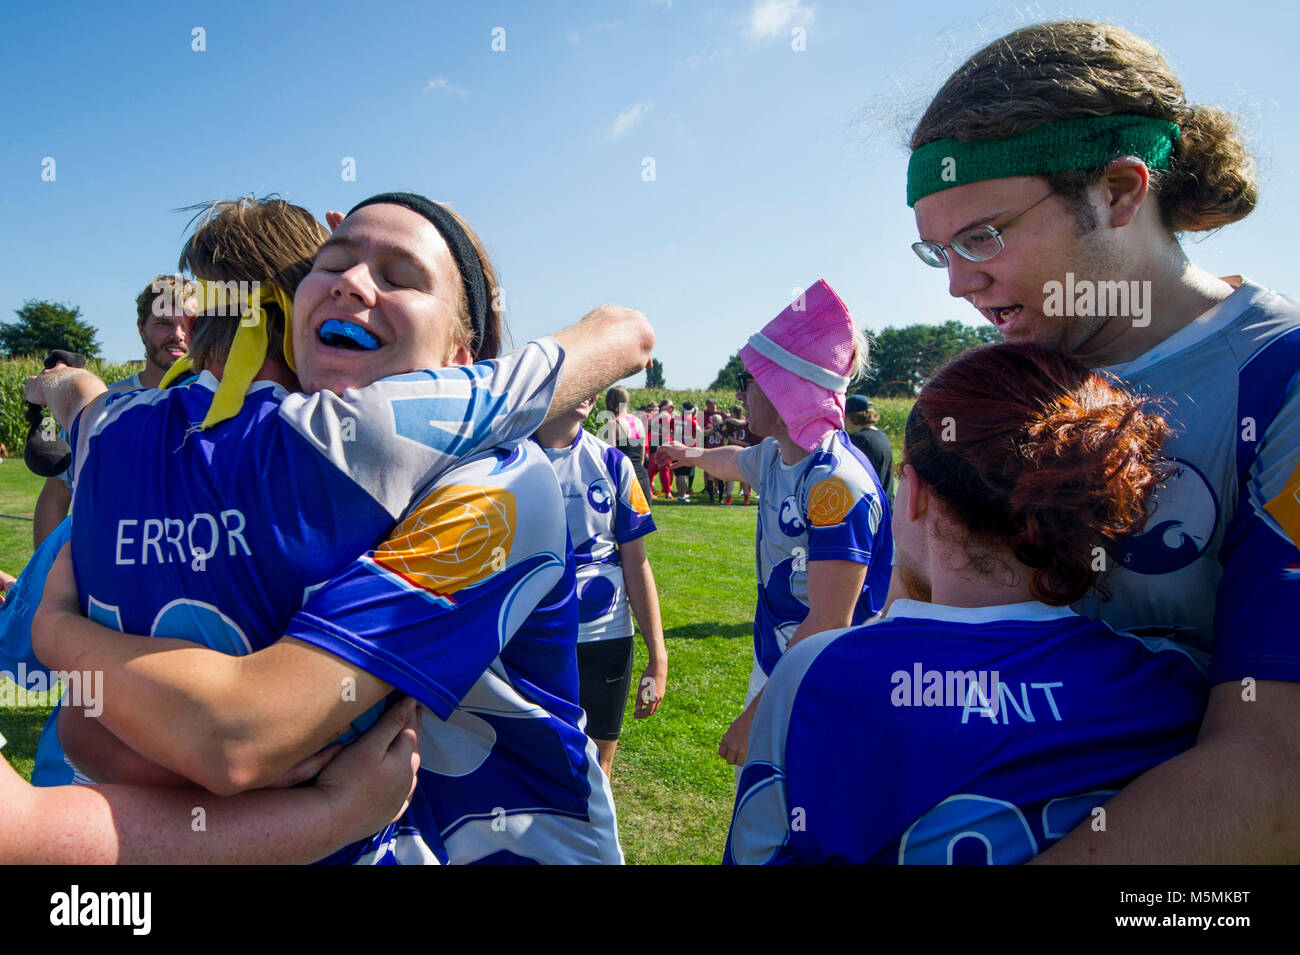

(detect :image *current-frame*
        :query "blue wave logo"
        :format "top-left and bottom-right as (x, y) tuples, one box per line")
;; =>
(778, 495), (806, 537)
(1120, 519), (1202, 571)
(1115, 459), (1217, 575)
(587, 479), (613, 514)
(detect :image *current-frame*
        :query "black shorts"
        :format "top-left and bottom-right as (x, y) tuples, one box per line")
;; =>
(576, 636), (635, 741)
(672, 465), (695, 479)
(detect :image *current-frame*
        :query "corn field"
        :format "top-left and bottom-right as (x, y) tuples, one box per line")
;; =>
(0, 357), (141, 453)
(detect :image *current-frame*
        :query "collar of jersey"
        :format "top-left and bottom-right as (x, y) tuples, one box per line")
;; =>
(1099, 276), (1271, 379)
(193, 369), (290, 400)
(882, 598), (1078, 625)
(771, 429), (842, 472)
(531, 429), (583, 455)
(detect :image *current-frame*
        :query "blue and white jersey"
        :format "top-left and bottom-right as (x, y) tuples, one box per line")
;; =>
(52, 373), (143, 491)
(286, 441), (623, 865)
(1079, 278), (1300, 683)
(735, 430), (893, 677)
(538, 429), (655, 643)
(726, 600), (1209, 865)
(68, 341), (559, 649)
(60, 341), (559, 813)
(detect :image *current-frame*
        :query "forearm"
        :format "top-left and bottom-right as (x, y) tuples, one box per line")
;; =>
(8, 771), (340, 865)
(4, 696), (422, 864)
(58, 704), (194, 788)
(785, 616), (829, 652)
(37, 611), (312, 793)
(40, 620), (258, 790)
(623, 551), (666, 667)
(548, 306), (654, 422)
(32, 367), (106, 432)
(685, 445), (744, 482)
(788, 560), (868, 651)
(33, 478), (71, 548)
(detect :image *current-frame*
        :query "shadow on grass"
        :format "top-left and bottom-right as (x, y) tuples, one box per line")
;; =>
(664, 622), (752, 641)
(0, 698), (53, 772)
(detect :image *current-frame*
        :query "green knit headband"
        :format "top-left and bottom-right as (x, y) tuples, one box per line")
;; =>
(907, 114), (1180, 207)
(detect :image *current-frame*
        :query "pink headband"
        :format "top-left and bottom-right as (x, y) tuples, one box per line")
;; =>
(738, 279), (859, 452)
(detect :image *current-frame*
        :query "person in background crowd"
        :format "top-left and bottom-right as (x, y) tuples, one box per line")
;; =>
(31, 274), (195, 550)
(702, 413), (727, 503)
(118, 274), (197, 389)
(535, 395), (668, 775)
(6, 274), (199, 787)
(672, 400), (700, 502)
(662, 280), (892, 768)
(721, 403), (756, 505)
(845, 394), (894, 500)
(648, 398), (675, 498)
(702, 397), (720, 427)
(604, 386), (652, 503)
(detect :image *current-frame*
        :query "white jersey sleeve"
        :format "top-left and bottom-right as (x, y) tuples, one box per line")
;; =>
(736, 439), (771, 491)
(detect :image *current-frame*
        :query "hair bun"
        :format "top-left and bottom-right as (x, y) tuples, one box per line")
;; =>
(1161, 103), (1258, 232)
(907, 344), (1171, 605)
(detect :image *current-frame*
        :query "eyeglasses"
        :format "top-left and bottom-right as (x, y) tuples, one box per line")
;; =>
(736, 371), (753, 393)
(911, 191), (1056, 269)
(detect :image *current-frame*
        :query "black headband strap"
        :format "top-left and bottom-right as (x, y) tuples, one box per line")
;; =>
(346, 192), (489, 358)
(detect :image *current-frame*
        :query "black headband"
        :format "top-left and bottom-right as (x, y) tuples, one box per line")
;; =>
(346, 192), (490, 358)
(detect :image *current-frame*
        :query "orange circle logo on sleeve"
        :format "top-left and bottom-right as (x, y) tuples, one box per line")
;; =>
(374, 484), (517, 596)
(628, 477), (650, 515)
(808, 477), (854, 527)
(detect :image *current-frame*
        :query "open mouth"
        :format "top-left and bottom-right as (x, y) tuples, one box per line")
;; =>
(318, 318), (380, 351)
(987, 305), (1023, 328)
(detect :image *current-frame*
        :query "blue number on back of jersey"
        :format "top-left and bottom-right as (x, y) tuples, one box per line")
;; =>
(899, 794), (1037, 864)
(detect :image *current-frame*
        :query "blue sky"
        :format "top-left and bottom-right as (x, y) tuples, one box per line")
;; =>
(1, 0), (1296, 386)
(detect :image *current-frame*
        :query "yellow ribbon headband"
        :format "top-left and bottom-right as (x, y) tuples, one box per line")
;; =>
(159, 279), (297, 430)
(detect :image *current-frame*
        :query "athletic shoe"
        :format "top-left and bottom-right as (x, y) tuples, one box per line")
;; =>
(681, 495), (691, 503)
(724, 496), (732, 505)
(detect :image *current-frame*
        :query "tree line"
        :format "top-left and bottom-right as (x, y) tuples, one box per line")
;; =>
(2, 300), (101, 359)
(708, 321), (1000, 397)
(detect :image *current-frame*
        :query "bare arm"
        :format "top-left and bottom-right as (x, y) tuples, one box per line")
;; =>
(33, 477), (71, 548)
(547, 306), (654, 424)
(24, 366), (106, 433)
(58, 706), (194, 787)
(720, 559), (869, 766)
(661, 442), (744, 483)
(1033, 680), (1300, 863)
(620, 537), (667, 718)
(0, 698), (419, 865)
(34, 545), (393, 796)
(788, 560), (869, 649)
